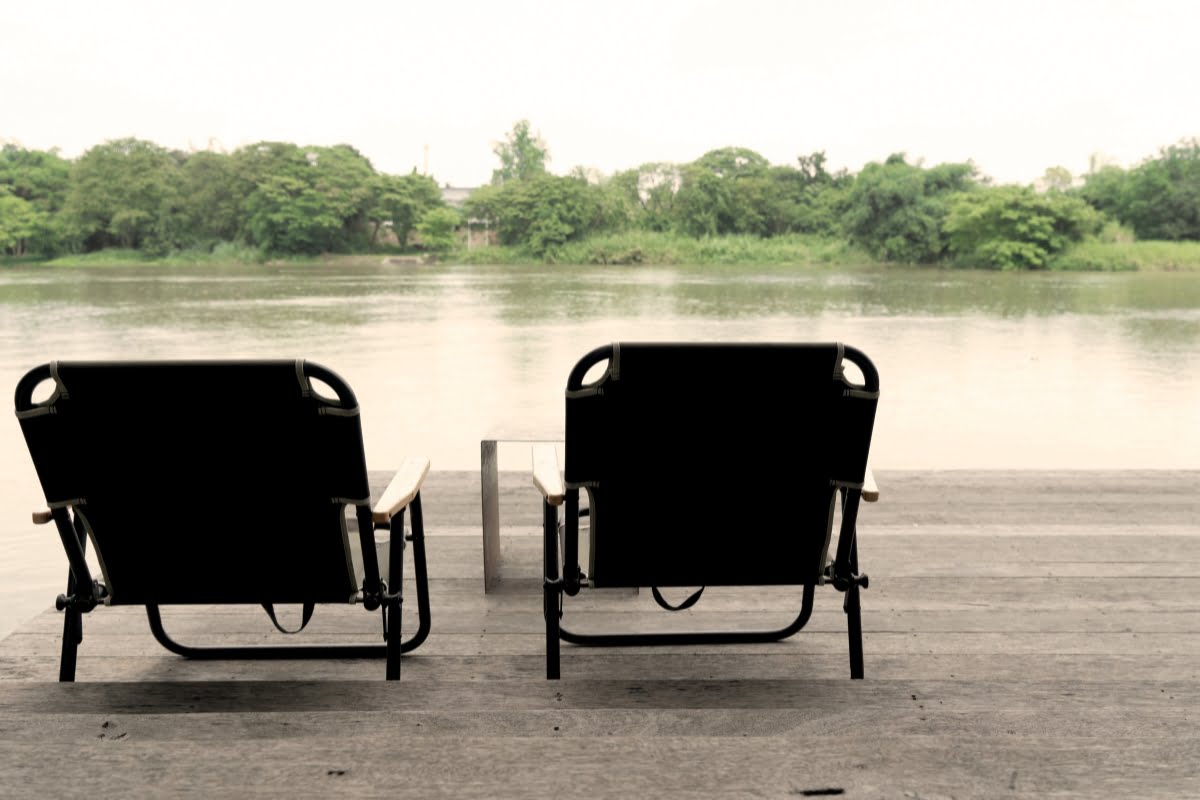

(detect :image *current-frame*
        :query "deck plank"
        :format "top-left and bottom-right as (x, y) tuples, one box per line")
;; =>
(0, 469), (1197, 798)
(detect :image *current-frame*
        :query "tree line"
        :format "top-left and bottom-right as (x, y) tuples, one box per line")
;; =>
(3, 121), (1199, 270)
(0, 139), (455, 258)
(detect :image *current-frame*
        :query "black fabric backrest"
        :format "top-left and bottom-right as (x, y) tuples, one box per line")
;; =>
(565, 343), (878, 588)
(15, 360), (371, 605)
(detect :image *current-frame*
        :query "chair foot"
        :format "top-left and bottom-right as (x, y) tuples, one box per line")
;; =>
(845, 584), (864, 679)
(386, 600), (402, 681)
(58, 607), (81, 682)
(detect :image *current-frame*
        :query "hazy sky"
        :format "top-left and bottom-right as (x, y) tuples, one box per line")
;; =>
(4, 0), (1197, 187)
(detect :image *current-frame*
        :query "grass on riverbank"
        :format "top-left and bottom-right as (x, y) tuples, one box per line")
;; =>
(1049, 239), (1200, 271)
(8, 234), (1200, 271)
(29, 244), (386, 269)
(455, 232), (873, 267)
(454, 232), (1200, 271)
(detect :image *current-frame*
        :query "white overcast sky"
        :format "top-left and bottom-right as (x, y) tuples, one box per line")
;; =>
(3, 0), (1197, 187)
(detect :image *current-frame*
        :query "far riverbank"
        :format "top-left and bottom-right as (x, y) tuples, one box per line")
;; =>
(8, 232), (1200, 272)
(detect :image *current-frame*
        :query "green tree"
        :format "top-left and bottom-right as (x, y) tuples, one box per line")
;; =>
(673, 163), (736, 236)
(179, 150), (242, 246)
(0, 192), (45, 256)
(0, 145), (71, 212)
(491, 120), (549, 184)
(1078, 139), (1200, 241)
(944, 185), (1103, 269)
(228, 141), (308, 245)
(691, 146), (770, 179)
(245, 172), (344, 254)
(62, 138), (185, 254)
(414, 206), (460, 252)
(1078, 164), (1127, 221)
(369, 171), (443, 247)
(239, 142), (377, 254)
(308, 144), (377, 248)
(777, 152), (852, 235)
(843, 154), (978, 263)
(0, 145), (71, 254)
(1038, 166), (1074, 193)
(464, 174), (604, 256)
(1119, 139), (1200, 240)
(609, 162), (681, 232)
(671, 147), (772, 237)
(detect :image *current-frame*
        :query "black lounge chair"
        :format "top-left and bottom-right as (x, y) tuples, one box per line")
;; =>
(533, 342), (880, 680)
(14, 360), (431, 681)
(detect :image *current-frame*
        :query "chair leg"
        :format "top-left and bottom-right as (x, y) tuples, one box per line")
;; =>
(543, 499), (561, 680)
(386, 598), (403, 681)
(386, 511), (406, 681)
(400, 493), (431, 654)
(545, 585), (561, 680)
(848, 532), (865, 679)
(845, 581), (864, 679)
(57, 513), (90, 683)
(58, 596), (81, 683)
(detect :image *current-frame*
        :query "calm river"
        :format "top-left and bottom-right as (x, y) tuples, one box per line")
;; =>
(2, 261), (1198, 636)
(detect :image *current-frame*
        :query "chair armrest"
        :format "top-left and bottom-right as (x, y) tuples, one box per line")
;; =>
(33, 510), (52, 525)
(371, 457), (431, 523)
(532, 443), (565, 507)
(862, 468), (879, 503)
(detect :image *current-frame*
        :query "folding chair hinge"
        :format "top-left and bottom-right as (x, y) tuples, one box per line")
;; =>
(55, 581), (106, 613)
(830, 571), (869, 592)
(361, 585), (383, 611)
(544, 577), (565, 619)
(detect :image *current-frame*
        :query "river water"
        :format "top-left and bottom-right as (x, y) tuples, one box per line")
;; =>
(2, 261), (1198, 637)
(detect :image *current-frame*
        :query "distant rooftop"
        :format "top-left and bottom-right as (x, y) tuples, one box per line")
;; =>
(441, 186), (475, 208)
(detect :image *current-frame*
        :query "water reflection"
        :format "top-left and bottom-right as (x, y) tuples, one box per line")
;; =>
(1, 261), (1197, 473)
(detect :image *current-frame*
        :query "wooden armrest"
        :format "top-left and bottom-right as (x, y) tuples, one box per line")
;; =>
(532, 443), (565, 506)
(33, 510), (53, 525)
(862, 468), (879, 502)
(371, 457), (431, 523)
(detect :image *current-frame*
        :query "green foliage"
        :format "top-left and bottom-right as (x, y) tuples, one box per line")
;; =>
(0, 192), (45, 256)
(758, 156), (851, 236)
(245, 173), (343, 255)
(415, 207), (460, 252)
(370, 171), (443, 248)
(1118, 139), (1200, 240)
(179, 150), (243, 247)
(607, 151), (849, 240)
(491, 120), (549, 184)
(10, 131), (1200, 270)
(843, 154), (978, 263)
(464, 174), (605, 257)
(1049, 239), (1200, 272)
(944, 186), (1103, 269)
(241, 143), (376, 254)
(62, 138), (185, 255)
(0, 146), (71, 256)
(608, 162), (682, 232)
(1078, 164), (1127, 220)
(0, 145), (71, 213)
(691, 147), (770, 179)
(673, 163), (737, 236)
(462, 230), (866, 267)
(1078, 139), (1200, 241)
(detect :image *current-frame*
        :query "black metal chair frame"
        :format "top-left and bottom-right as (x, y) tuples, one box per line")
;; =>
(538, 343), (877, 680)
(16, 360), (431, 681)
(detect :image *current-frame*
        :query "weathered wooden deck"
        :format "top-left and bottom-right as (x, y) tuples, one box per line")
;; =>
(0, 470), (1196, 798)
